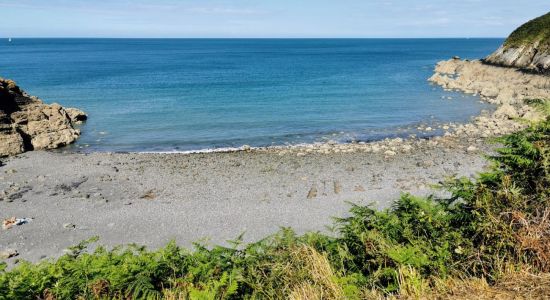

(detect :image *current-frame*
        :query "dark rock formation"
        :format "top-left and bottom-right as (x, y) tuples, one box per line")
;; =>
(0, 78), (87, 157)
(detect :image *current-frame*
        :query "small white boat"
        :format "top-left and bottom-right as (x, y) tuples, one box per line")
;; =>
(8, 38), (12, 42)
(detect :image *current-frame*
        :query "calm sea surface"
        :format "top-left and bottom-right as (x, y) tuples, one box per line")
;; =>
(0, 38), (502, 152)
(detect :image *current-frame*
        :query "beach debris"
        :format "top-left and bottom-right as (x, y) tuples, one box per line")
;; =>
(242, 145), (251, 152)
(354, 185), (366, 192)
(307, 186), (318, 199)
(140, 190), (156, 200)
(2, 217), (32, 230)
(333, 181), (342, 194)
(0, 249), (18, 259)
(5, 169), (16, 174)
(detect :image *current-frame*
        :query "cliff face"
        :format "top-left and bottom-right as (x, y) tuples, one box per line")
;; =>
(485, 12), (550, 73)
(0, 79), (87, 157)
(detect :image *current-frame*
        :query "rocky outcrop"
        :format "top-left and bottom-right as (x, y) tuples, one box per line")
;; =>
(485, 12), (550, 73)
(429, 59), (550, 107)
(486, 42), (550, 73)
(0, 78), (86, 157)
(429, 59), (549, 129)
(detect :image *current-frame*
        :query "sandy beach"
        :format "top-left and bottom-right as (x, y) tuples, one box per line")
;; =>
(0, 136), (491, 264)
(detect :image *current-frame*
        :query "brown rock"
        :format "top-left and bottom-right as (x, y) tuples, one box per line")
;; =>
(0, 132), (24, 156)
(0, 78), (86, 157)
(493, 104), (519, 120)
(354, 185), (366, 192)
(65, 107), (88, 124)
(333, 181), (342, 194)
(0, 249), (18, 259)
(307, 186), (318, 199)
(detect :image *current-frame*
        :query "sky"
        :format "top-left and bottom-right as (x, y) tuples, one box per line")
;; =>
(1, 0), (549, 38)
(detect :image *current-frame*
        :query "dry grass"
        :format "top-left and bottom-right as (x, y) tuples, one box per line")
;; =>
(513, 208), (550, 271)
(393, 270), (550, 300)
(286, 246), (345, 300)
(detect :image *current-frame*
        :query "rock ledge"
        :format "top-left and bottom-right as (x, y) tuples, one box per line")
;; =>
(0, 78), (86, 157)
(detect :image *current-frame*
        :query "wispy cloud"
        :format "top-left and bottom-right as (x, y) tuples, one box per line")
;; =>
(186, 6), (267, 15)
(0, 0), (548, 38)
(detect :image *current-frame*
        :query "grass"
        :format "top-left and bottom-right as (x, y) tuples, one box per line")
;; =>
(504, 11), (550, 50)
(0, 113), (549, 299)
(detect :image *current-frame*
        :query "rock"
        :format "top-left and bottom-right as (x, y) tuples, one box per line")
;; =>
(65, 108), (88, 124)
(495, 89), (515, 104)
(354, 185), (366, 192)
(467, 145), (478, 152)
(0, 78), (86, 157)
(333, 181), (342, 194)
(140, 190), (156, 200)
(307, 186), (318, 199)
(486, 43), (550, 74)
(384, 150), (397, 157)
(0, 249), (18, 259)
(480, 87), (500, 98)
(242, 145), (251, 152)
(0, 133), (24, 157)
(493, 104), (519, 120)
(63, 223), (76, 229)
(484, 12), (550, 73)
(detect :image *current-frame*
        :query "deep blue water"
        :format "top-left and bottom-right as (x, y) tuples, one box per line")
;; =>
(0, 38), (502, 152)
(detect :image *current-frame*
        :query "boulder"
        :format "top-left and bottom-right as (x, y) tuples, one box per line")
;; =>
(0, 78), (86, 157)
(0, 132), (24, 156)
(493, 104), (519, 120)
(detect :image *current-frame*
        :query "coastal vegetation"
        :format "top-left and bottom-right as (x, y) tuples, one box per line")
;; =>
(504, 12), (550, 49)
(0, 109), (548, 299)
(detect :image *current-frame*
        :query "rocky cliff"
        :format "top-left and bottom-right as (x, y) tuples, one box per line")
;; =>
(0, 79), (87, 157)
(485, 12), (550, 73)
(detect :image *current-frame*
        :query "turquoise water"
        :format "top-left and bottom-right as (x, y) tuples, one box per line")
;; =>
(0, 39), (501, 152)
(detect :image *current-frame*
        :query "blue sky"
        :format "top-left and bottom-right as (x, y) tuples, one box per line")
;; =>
(1, 0), (549, 38)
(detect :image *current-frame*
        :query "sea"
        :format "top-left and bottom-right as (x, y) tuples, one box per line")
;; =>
(0, 38), (503, 152)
